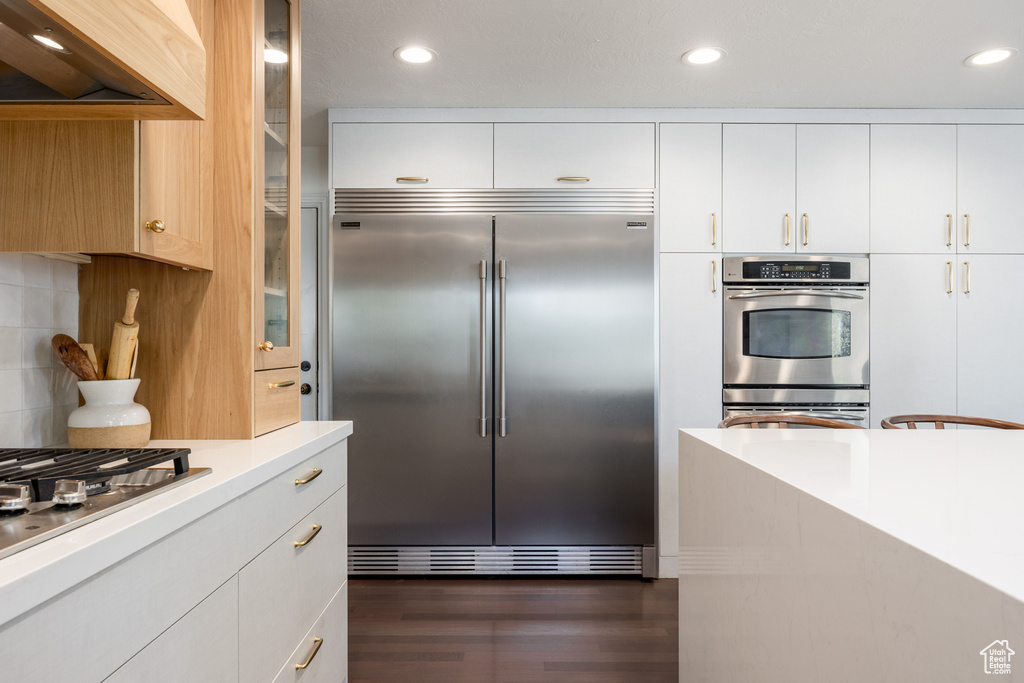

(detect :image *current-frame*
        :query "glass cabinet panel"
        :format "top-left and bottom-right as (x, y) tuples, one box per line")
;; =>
(263, 0), (291, 350)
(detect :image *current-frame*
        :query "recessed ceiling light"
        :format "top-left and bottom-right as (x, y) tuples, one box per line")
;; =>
(965, 48), (1017, 66)
(31, 33), (64, 51)
(264, 48), (288, 64)
(682, 47), (725, 65)
(395, 46), (436, 64)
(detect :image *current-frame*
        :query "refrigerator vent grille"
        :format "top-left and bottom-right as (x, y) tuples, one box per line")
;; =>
(333, 189), (655, 214)
(348, 546), (643, 575)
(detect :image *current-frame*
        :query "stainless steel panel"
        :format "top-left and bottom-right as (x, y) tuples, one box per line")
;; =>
(723, 387), (870, 404)
(332, 214), (493, 545)
(722, 254), (870, 283)
(493, 214), (655, 545)
(723, 405), (869, 428)
(723, 286), (870, 386)
(334, 189), (656, 214)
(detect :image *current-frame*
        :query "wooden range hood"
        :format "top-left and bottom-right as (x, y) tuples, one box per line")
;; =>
(0, 0), (205, 119)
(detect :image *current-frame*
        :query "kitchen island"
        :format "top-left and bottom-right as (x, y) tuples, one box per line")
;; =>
(0, 420), (352, 682)
(678, 428), (1024, 682)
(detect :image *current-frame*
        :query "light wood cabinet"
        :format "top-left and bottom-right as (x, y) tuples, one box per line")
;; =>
(493, 123), (655, 188)
(332, 122), (494, 188)
(659, 124), (722, 252)
(723, 124), (869, 253)
(0, 119), (209, 270)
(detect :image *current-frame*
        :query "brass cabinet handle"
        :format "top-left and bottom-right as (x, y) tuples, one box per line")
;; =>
(396, 177), (428, 182)
(802, 213), (809, 246)
(294, 524), (322, 548)
(295, 467), (322, 486)
(946, 214), (952, 247)
(711, 260), (717, 293)
(145, 219), (166, 233)
(946, 261), (953, 294)
(268, 380), (295, 389)
(295, 637), (323, 670)
(259, 341), (274, 352)
(963, 261), (971, 294)
(711, 212), (717, 246)
(556, 176), (590, 182)
(963, 213), (971, 247)
(784, 213), (791, 246)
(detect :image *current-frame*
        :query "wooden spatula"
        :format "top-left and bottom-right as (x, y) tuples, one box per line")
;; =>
(52, 334), (99, 381)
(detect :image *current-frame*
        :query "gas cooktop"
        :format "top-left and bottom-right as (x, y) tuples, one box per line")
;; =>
(0, 447), (211, 561)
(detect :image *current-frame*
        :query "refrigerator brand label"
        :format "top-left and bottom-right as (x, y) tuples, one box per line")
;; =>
(338, 221), (361, 229)
(626, 221), (648, 229)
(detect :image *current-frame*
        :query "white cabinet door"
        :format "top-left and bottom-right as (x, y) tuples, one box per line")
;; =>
(956, 255), (1024, 422)
(331, 123), (493, 188)
(659, 123), (722, 252)
(796, 125), (869, 254)
(870, 255), (957, 426)
(272, 582), (348, 683)
(723, 124), (796, 253)
(957, 126), (1024, 254)
(105, 577), (238, 683)
(870, 125), (957, 254)
(493, 123), (655, 188)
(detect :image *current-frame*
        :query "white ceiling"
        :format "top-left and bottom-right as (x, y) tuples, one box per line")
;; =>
(300, 0), (1024, 146)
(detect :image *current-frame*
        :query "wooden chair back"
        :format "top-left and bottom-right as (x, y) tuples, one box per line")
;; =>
(880, 414), (1024, 429)
(719, 414), (866, 429)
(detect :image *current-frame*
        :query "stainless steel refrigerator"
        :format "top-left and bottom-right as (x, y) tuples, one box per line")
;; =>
(331, 190), (655, 575)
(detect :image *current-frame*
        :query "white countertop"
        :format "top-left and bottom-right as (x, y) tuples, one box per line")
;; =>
(681, 428), (1024, 605)
(0, 420), (353, 625)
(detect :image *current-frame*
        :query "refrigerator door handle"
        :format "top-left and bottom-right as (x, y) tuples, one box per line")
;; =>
(498, 259), (508, 437)
(479, 260), (487, 437)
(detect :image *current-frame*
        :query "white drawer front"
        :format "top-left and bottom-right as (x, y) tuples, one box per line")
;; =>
(332, 123), (493, 188)
(494, 123), (655, 188)
(240, 485), (348, 683)
(272, 581), (348, 683)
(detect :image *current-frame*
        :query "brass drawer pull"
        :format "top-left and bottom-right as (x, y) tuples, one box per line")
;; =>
(963, 213), (971, 247)
(268, 380), (295, 389)
(946, 214), (952, 247)
(295, 467), (322, 486)
(258, 341), (274, 352)
(946, 261), (953, 294)
(711, 212), (716, 246)
(145, 219), (166, 233)
(556, 176), (590, 182)
(295, 636), (323, 670)
(294, 524), (322, 548)
(396, 177), (428, 182)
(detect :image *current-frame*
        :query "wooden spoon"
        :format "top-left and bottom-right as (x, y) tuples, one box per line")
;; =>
(51, 334), (99, 382)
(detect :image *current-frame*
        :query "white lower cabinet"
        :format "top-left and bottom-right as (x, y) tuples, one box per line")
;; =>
(105, 577), (239, 683)
(273, 582), (349, 683)
(871, 254), (1024, 425)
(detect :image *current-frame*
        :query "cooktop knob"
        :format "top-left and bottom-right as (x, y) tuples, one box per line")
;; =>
(52, 480), (87, 505)
(0, 484), (31, 511)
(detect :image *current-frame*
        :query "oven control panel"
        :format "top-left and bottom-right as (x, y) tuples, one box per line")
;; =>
(741, 261), (851, 280)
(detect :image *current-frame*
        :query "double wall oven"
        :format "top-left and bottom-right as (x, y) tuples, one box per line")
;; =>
(722, 255), (870, 427)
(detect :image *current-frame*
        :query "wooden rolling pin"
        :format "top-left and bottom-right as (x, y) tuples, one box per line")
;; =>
(107, 289), (140, 380)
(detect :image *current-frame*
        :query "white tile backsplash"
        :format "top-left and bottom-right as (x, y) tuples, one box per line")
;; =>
(0, 254), (79, 446)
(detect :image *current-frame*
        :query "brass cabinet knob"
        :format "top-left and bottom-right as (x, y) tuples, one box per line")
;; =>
(259, 341), (275, 351)
(145, 219), (166, 233)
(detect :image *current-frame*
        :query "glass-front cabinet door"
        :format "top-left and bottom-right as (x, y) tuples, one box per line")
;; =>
(256, 0), (300, 371)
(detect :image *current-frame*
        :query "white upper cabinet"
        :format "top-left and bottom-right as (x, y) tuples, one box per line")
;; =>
(957, 126), (1024, 254)
(795, 124), (869, 253)
(331, 123), (494, 188)
(722, 124), (796, 253)
(869, 255), (958, 425)
(870, 125), (957, 254)
(659, 124), (722, 252)
(493, 123), (655, 188)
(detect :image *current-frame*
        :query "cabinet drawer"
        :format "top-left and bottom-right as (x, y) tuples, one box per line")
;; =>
(332, 123), (493, 188)
(255, 367), (301, 436)
(238, 440), (346, 558)
(105, 576), (239, 683)
(272, 581), (348, 683)
(239, 486), (348, 683)
(494, 123), (655, 188)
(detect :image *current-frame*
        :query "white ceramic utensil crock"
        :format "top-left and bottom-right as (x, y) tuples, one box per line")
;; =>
(67, 379), (151, 448)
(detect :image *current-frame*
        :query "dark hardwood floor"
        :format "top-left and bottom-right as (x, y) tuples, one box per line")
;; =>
(348, 576), (678, 683)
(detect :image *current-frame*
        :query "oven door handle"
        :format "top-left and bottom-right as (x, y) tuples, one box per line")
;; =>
(727, 290), (864, 300)
(771, 411), (866, 421)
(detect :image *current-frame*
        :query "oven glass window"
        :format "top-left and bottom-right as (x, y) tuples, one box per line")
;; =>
(742, 309), (852, 359)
